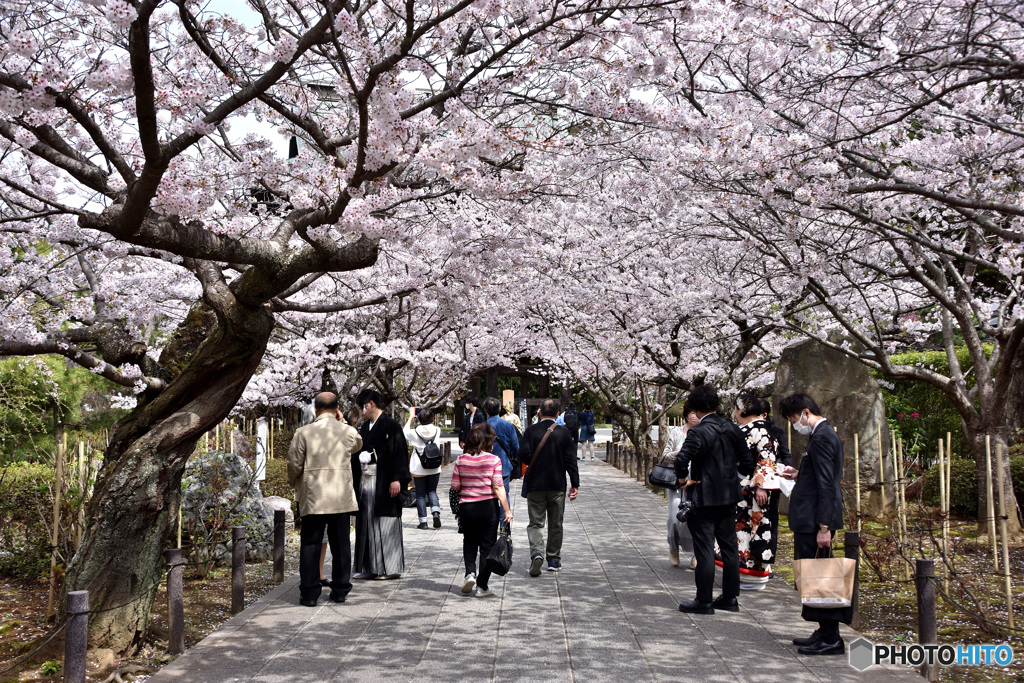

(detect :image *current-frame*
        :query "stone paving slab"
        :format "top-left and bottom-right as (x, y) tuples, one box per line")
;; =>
(151, 459), (918, 682)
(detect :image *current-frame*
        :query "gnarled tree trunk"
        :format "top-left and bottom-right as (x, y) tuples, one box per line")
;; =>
(63, 300), (273, 651)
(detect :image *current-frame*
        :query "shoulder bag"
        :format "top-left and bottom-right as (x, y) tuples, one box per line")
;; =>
(484, 521), (514, 576)
(648, 455), (678, 490)
(520, 423), (556, 498)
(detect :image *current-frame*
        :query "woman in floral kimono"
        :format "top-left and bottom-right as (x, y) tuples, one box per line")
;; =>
(731, 392), (782, 590)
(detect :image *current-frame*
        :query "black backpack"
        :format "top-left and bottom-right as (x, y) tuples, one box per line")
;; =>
(419, 429), (443, 469)
(564, 408), (580, 432)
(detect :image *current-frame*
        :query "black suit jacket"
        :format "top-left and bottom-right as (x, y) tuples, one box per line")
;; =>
(458, 409), (484, 444)
(357, 413), (410, 517)
(517, 419), (579, 493)
(673, 413), (756, 508)
(788, 419), (845, 533)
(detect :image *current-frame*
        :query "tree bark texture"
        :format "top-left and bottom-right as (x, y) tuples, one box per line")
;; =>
(63, 300), (273, 651)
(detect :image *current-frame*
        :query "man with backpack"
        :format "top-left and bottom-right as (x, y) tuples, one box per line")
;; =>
(673, 385), (757, 615)
(482, 397), (519, 524)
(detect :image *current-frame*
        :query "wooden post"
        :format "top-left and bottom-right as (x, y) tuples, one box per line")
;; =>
(64, 590), (89, 683)
(76, 442), (85, 549)
(985, 435), (998, 571)
(47, 435), (65, 619)
(273, 509), (286, 584)
(165, 548), (185, 654)
(996, 444), (1014, 628)
(853, 433), (861, 533)
(231, 526), (245, 614)
(844, 531), (861, 630)
(916, 559), (938, 682)
(937, 438), (947, 557)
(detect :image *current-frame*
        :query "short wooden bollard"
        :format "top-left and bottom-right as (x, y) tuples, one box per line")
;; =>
(916, 559), (938, 682)
(64, 590), (88, 683)
(442, 442), (452, 467)
(273, 510), (286, 584)
(165, 549), (185, 654)
(231, 526), (245, 615)
(844, 531), (861, 630)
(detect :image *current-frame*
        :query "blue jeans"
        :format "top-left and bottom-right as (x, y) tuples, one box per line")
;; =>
(414, 474), (441, 521)
(499, 476), (511, 524)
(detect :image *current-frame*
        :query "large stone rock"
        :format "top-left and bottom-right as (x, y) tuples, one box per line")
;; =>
(772, 338), (892, 518)
(182, 451), (273, 564)
(263, 495), (294, 523)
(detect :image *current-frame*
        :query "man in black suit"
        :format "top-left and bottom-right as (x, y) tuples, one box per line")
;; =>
(778, 393), (849, 656)
(517, 398), (579, 576)
(674, 385), (756, 614)
(458, 395), (485, 450)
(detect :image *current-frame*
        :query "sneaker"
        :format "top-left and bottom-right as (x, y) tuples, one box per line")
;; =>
(474, 588), (495, 598)
(462, 573), (476, 594)
(433, 512), (442, 528)
(590, 456), (596, 460)
(669, 551), (680, 567)
(546, 560), (562, 572)
(529, 554), (543, 577)
(417, 522), (429, 530)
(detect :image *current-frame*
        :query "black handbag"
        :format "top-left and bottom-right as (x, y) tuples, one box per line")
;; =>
(648, 456), (679, 490)
(485, 521), (513, 576)
(400, 488), (418, 508)
(448, 486), (461, 517)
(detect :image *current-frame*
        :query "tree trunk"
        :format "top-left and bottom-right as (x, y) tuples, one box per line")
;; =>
(63, 300), (274, 651)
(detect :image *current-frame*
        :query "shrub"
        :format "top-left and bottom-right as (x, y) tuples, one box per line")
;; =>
(1010, 447), (1024, 514)
(262, 459), (292, 501)
(922, 458), (978, 518)
(0, 462), (80, 579)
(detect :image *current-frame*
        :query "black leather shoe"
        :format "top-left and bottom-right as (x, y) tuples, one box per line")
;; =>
(711, 595), (739, 612)
(328, 592), (347, 603)
(678, 600), (714, 615)
(299, 598), (318, 607)
(417, 522), (429, 529)
(319, 578), (331, 586)
(798, 639), (845, 656)
(792, 629), (821, 646)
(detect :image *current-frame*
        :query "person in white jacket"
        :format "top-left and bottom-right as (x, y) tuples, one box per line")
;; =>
(663, 404), (700, 569)
(404, 407), (443, 529)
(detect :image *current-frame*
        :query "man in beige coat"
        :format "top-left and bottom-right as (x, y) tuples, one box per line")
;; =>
(288, 392), (362, 606)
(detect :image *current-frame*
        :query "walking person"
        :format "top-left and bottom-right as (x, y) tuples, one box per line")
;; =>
(458, 395), (484, 450)
(778, 393), (850, 656)
(482, 397), (519, 523)
(404, 407), (443, 530)
(663, 403), (698, 568)
(450, 423), (513, 597)
(578, 404), (597, 460)
(287, 392), (362, 606)
(518, 398), (580, 576)
(674, 385), (756, 614)
(731, 392), (783, 590)
(353, 389), (410, 580)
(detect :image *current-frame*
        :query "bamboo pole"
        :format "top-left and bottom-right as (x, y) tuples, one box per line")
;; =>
(945, 431), (952, 522)
(177, 498), (183, 549)
(897, 437), (911, 580)
(854, 433), (861, 533)
(996, 443), (1014, 628)
(879, 428), (887, 509)
(47, 437), (66, 618)
(269, 417), (274, 460)
(985, 435), (999, 571)
(229, 420), (235, 454)
(76, 442), (85, 549)
(786, 420), (791, 455)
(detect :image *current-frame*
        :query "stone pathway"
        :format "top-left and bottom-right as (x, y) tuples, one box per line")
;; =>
(151, 460), (916, 682)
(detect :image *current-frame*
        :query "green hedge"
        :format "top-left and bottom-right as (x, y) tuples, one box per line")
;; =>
(0, 462), (80, 578)
(262, 459), (292, 500)
(923, 452), (1024, 517)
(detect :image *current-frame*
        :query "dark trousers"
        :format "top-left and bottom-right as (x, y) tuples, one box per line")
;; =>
(461, 499), (499, 590)
(793, 531), (850, 641)
(687, 504), (739, 603)
(299, 512), (351, 602)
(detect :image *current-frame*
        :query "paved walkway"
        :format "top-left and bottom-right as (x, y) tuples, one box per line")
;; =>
(152, 460), (915, 682)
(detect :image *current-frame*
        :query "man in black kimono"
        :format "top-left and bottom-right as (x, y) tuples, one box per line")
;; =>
(778, 392), (849, 656)
(352, 389), (410, 579)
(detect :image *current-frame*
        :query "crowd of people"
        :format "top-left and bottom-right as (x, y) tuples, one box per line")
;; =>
(285, 385), (847, 657)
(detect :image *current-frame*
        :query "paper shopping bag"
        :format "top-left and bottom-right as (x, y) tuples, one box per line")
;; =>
(793, 556), (857, 608)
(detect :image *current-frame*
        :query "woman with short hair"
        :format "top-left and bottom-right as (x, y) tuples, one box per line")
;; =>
(450, 423), (513, 597)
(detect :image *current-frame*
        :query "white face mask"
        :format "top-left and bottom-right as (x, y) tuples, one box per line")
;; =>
(793, 413), (813, 435)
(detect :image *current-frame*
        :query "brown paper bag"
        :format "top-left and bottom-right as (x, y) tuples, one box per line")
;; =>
(793, 557), (857, 608)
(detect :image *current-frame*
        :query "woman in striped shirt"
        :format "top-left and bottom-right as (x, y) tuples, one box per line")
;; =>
(451, 423), (513, 597)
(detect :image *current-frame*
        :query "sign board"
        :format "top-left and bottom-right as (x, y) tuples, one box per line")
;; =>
(519, 399), (528, 426)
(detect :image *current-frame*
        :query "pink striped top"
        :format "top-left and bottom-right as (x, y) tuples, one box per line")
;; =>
(451, 452), (503, 503)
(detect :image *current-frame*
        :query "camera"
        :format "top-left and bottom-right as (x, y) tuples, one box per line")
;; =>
(676, 499), (695, 524)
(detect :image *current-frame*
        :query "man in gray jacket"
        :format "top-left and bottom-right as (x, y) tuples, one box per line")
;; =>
(287, 392), (362, 606)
